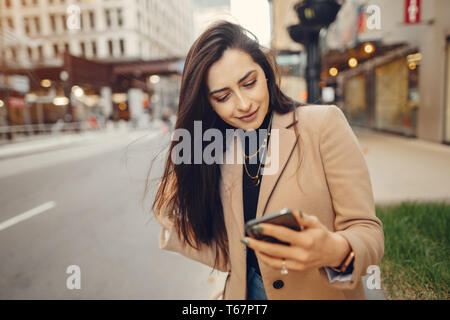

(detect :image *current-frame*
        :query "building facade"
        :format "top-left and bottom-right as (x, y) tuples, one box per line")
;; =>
(271, 0), (450, 145)
(0, 0), (193, 67)
(325, 0), (450, 144)
(0, 0), (193, 129)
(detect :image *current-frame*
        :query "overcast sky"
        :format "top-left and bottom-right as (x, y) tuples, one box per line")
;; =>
(230, 0), (271, 47)
(192, 0), (271, 47)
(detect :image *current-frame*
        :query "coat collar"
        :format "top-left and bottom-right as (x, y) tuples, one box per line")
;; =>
(220, 108), (299, 231)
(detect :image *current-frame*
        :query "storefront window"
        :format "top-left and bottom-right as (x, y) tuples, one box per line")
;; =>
(375, 57), (411, 135)
(445, 39), (450, 143)
(343, 74), (367, 126)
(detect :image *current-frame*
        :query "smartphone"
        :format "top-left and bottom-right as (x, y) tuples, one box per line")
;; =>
(245, 208), (302, 245)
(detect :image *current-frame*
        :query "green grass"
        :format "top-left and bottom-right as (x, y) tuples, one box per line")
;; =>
(376, 201), (450, 299)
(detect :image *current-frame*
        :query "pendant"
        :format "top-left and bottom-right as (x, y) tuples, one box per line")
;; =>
(252, 178), (260, 186)
(281, 266), (289, 275)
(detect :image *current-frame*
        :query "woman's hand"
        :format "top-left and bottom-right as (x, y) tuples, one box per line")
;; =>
(241, 210), (351, 273)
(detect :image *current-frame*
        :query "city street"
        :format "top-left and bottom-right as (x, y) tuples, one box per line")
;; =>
(0, 125), (449, 299)
(0, 129), (220, 299)
(1, 0), (449, 302)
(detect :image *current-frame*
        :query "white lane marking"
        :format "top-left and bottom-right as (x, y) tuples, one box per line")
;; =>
(0, 201), (56, 231)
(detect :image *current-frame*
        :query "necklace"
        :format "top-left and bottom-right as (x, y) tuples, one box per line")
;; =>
(244, 114), (273, 160)
(243, 113), (273, 186)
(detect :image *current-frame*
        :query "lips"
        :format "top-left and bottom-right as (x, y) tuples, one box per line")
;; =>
(238, 108), (258, 120)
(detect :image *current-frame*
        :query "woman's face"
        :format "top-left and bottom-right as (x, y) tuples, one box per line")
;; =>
(206, 49), (270, 131)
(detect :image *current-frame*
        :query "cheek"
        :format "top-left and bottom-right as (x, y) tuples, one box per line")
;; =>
(251, 84), (270, 105)
(211, 101), (234, 119)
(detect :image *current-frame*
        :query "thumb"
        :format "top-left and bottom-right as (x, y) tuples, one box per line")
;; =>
(293, 210), (321, 230)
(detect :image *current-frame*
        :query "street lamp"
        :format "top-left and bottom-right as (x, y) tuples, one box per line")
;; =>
(329, 67), (338, 77)
(149, 75), (160, 84)
(288, 0), (341, 104)
(348, 57), (358, 68)
(363, 42), (375, 54)
(53, 96), (69, 106)
(41, 79), (52, 88)
(71, 85), (84, 98)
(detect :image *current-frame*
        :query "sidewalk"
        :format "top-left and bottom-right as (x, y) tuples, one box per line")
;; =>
(354, 127), (450, 205)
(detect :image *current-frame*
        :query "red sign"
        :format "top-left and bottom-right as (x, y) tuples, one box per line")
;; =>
(405, 0), (421, 24)
(8, 97), (26, 109)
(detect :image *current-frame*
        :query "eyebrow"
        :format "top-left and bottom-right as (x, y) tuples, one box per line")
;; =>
(209, 70), (256, 96)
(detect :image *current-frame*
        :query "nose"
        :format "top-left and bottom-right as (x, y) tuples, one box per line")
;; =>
(235, 91), (251, 113)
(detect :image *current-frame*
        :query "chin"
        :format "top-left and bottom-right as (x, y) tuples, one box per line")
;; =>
(241, 118), (264, 131)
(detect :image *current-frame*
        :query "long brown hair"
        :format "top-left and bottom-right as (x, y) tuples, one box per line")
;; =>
(151, 21), (303, 269)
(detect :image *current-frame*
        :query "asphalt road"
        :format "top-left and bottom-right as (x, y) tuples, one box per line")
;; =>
(0, 130), (219, 299)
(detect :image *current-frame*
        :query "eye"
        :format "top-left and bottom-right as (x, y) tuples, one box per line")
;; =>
(243, 79), (256, 87)
(213, 79), (256, 103)
(216, 93), (230, 102)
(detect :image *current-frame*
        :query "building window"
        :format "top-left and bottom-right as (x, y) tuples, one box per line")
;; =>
(445, 40), (450, 143)
(80, 42), (85, 57)
(37, 45), (43, 60)
(92, 41), (97, 57)
(375, 58), (409, 134)
(10, 47), (17, 61)
(117, 9), (123, 27)
(108, 39), (113, 57)
(62, 14), (67, 31)
(50, 14), (56, 32)
(119, 39), (125, 56)
(105, 9), (111, 28)
(24, 17), (31, 35)
(53, 43), (59, 57)
(89, 11), (95, 30)
(7, 17), (13, 29)
(27, 46), (33, 60)
(34, 17), (40, 34)
(79, 12), (83, 30)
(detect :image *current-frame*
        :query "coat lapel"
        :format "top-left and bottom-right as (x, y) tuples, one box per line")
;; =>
(256, 110), (298, 219)
(220, 108), (298, 232)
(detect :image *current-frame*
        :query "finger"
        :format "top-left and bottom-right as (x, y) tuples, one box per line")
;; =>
(243, 237), (298, 260)
(293, 210), (322, 229)
(255, 251), (307, 273)
(252, 218), (318, 251)
(254, 222), (300, 245)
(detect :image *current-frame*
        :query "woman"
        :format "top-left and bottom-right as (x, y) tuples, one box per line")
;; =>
(151, 21), (384, 300)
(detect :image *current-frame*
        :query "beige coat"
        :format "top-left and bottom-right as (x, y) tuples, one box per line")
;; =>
(155, 105), (384, 300)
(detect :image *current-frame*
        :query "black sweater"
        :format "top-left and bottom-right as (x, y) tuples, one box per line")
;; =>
(242, 109), (272, 276)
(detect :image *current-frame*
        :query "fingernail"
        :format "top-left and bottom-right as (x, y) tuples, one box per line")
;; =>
(240, 238), (249, 246)
(251, 225), (263, 233)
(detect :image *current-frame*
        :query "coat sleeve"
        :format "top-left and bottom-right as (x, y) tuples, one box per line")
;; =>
(317, 105), (384, 290)
(154, 200), (230, 273)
